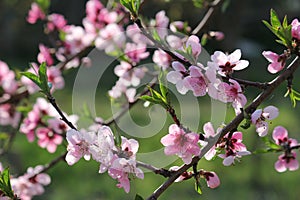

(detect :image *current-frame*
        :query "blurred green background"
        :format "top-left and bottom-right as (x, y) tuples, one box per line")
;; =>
(1, 0), (300, 199)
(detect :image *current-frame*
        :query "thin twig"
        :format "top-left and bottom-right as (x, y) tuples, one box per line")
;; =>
(147, 57), (300, 200)
(191, 0), (224, 35)
(136, 161), (174, 178)
(226, 75), (269, 89)
(47, 95), (77, 130)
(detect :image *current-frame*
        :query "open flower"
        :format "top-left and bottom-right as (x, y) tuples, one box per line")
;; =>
(65, 129), (97, 165)
(161, 124), (201, 164)
(210, 49), (249, 76)
(167, 61), (189, 95)
(251, 105), (279, 137)
(262, 51), (286, 74)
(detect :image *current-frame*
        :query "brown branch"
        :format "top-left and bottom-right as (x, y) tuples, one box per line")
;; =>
(226, 75), (268, 90)
(133, 19), (192, 68)
(40, 151), (67, 174)
(47, 95), (77, 130)
(191, 0), (224, 35)
(136, 161), (174, 178)
(147, 56), (300, 200)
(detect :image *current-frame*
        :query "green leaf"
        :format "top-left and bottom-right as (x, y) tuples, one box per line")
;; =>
(20, 72), (40, 87)
(159, 71), (168, 100)
(270, 9), (281, 29)
(262, 137), (282, 150)
(135, 194), (144, 200)
(35, 0), (50, 11)
(139, 95), (163, 105)
(194, 181), (202, 195)
(0, 168), (14, 198)
(38, 62), (50, 95)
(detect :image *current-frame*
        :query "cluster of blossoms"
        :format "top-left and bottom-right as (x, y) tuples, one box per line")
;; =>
(262, 18), (300, 74)
(272, 126), (299, 172)
(20, 97), (78, 153)
(200, 122), (251, 166)
(0, 163), (51, 200)
(0, 0), (298, 199)
(166, 35), (249, 115)
(65, 126), (143, 193)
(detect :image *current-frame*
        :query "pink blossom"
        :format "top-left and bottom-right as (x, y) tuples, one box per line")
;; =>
(0, 61), (18, 94)
(89, 126), (116, 173)
(161, 124), (201, 164)
(208, 31), (225, 41)
(47, 66), (65, 91)
(126, 24), (151, 44)
(98, 8), (118, 24)
(26, 3), (45, 24)
(0, 104), (21, 128)
(66, 129), (97, 165)
(210, 49), (249, 76)
(201, 122), (220, 160)
(47, 14), (67, 31)
(36, 127), (63, 153)
(37, 44), (53, 66)
(275, 153), (299, 172)
(262, 51), (286, 74)
(291, 18), (300, 40)
(184, 65), (207, 97)
(170, 21), (191, 33)
(166, 61), (189, 95)
(272, 126), (299, 172)
(185, 35), (202, 60)
(86, 0), (104, 22)
(218, 79), (247, 114)
(20, 107), (40, 142)
(219, 132), (250, 166)
(152, 49), (171, 70)
(202, 171), (220, 189)
(150, 11), (169, 38)
(95, 23), (126, 53)
(251, 105), (279, 137)
(124, 43), (149, 63)
(11, 165), (51, 200)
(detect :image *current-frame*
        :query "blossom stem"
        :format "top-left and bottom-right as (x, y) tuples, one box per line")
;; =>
(226, 75), (268, 89)
(47, 95), (77, 130)
(136, 161), (174, 178)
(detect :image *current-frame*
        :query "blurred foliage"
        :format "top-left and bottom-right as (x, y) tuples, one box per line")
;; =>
(1, 0), (300, 199)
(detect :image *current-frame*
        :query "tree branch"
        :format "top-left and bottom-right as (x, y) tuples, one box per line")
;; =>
(147, 56), (300, 200)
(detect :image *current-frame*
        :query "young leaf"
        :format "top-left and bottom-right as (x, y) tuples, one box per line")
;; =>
(38, 62), (50, 95)
(194, 180), (202, 195)
(0, 168), (14, 198)
(270, 9), (281, 29)
(159, 71), (168, 100)
(20, 72), (40, 87)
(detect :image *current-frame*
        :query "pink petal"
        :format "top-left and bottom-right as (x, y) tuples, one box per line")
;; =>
(228, 49), (242, 63)
(287, 158), (299, 171)
(262, 105), (279, 120)
(176, 80), (189, 94)
(223, 156), (234, 166)
(203, 122), (215, 137)
(234, 60), (249, 70)
(166, 71), (182, 84)
(206, 172), (220, 188)
(272, 126), (288, 142)
(275, 159), (287, 172)
(256, 121), (268, 137)
(172, 61), (186, 72)
(251, 109), (262, 124)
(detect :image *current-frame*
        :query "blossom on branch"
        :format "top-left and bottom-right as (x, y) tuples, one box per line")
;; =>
(272, 126), (299, 172)
(209, 49), (249, 76)
(262, 51), (286, 74)
(251, 105), (279, 137)
(161, 124), (201, 164)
